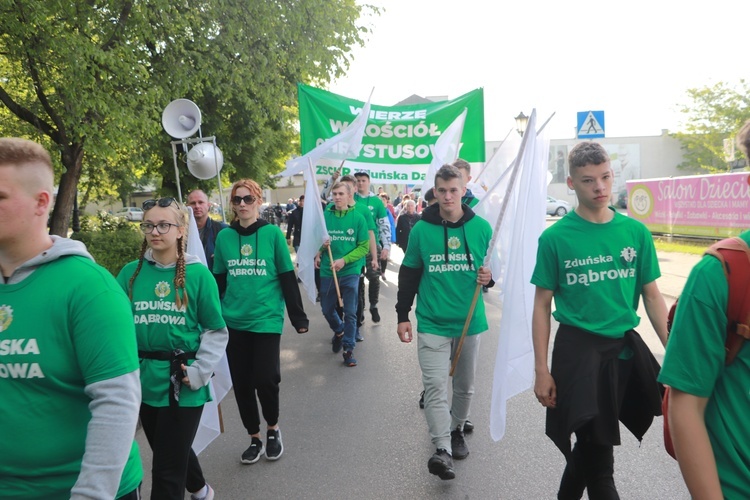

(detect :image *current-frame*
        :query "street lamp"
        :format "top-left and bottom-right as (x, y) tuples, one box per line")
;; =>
(515, 111), (529, 137)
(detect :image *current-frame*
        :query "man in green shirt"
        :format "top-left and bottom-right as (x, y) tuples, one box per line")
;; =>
(452, 158), (480, 208)
(396, 165), (494, 480)
(658, 121), (750, 499)
(0, 138), (142, 499)
(354, 171), (390, 322)
(531, 141), (668, 499)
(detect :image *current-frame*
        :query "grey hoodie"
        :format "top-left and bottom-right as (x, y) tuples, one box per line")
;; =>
(3, 236), (142, 500)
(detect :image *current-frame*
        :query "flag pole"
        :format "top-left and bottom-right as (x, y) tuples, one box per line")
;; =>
(450, 112), (536, 376)
(327, 246), (344, 308)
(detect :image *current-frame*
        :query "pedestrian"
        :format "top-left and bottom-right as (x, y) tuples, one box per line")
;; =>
(213, 179), (309, 465)
(316, 181), (369, 366)
(118, 197), (228, 500)
(657, 120), (750, 499)
(379, 192), (396, 276)
(395, 199), (420, 252)
(340, 174), (378, 342)
(452, 158), (480, 208)
(354, 171), (391, 322)
(531, 141), (668, 499)
(396, 164), (494, 480)
(0, 137), (143, 499)
(286, 194), (304, 254)
(187, 189), (227, 270)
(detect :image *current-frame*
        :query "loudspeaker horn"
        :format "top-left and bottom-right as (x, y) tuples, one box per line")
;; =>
(162, 99), (202, 139)
(187, 143), (224, 180)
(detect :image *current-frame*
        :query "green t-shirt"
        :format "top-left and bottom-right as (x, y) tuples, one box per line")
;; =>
(658, 231), (750, 499)
(354, 192), (389, 246)
(320, 206), (369, 278)
(213, 224), (294, 333)
(0, 255), (142, 499)
(326, 201), (376, 232)
(117, 260), (225, 407)
(531, 209), (660, 338)
(402, 214), (492, 336)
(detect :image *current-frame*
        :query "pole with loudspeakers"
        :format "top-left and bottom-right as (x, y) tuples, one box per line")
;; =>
(161, 99), (226, 222)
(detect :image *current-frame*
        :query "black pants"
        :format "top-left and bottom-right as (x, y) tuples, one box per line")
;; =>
(226, 328), (281, 435)
(139, 404), (206, 500)
(557, 358), (632, 500)
(116, 486), (141, 500)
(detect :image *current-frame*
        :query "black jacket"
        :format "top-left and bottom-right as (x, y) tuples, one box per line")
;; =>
(395, 212), (420, 250)
(546, 324), (664, 457)
(286, 206), (303, 247)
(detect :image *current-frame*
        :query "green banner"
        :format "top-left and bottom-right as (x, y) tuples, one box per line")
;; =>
(298, 83), (485, 183)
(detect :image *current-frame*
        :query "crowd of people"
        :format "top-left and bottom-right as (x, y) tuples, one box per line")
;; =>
(1, 132), (749, 499)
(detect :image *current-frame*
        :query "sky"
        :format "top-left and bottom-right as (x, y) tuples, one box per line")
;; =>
(329, 0), (748, 141)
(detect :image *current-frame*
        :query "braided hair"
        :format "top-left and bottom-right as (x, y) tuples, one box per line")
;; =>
(128, 202), (190, 310)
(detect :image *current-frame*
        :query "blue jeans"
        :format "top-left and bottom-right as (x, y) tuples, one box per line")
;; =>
(320, 274), (359, 351)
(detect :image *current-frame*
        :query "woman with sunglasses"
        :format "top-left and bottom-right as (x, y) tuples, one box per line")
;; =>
(116, 198), (228, 500)
(213, 179), (309, 465)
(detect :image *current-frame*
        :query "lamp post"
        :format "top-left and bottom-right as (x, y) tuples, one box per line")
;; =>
(515, 111), (529, 137)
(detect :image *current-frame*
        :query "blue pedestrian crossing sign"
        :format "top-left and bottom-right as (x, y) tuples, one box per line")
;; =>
(577, 111), (605, 139)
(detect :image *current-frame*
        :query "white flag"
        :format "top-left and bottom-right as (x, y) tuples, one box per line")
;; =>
(474, 127), (522, 196)
(420, 108), (467, 196)
(277, 95), (372, 178)
(485, 110), (550, 441)
(185, 207), (233, 455)
(297, 160), (330, 303)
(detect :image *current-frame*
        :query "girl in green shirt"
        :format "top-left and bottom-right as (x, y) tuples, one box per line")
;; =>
(117, 198), (228, 500)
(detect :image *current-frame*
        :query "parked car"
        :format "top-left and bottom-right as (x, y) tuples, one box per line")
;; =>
(114, 207), (144, 221)
(546, 196), (571, 216)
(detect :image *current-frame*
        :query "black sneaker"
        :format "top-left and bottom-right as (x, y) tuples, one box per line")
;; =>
(331, 332), (343, 353)
(418, 390), (425, 409)
(240, 436), (264, 464)
(427, 448), (455, 480)
(356, 333), (364, 342)
(450, 426), (469, 460)
(370, 307), (380, 323)
(265, 428), (283, 461)
(343, 350), (357, 367)
(463, 419), (474, 434)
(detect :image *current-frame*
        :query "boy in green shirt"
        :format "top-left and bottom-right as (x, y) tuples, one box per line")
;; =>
(531, 141), (668, 499)
(659, 121), (750, 498)
(396, 165), (493, 480)
(0, 138), (142, 499)
(316, 181), (369, 366)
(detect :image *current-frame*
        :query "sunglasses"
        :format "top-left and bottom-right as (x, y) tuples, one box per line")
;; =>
(231, 195), (257, 205)
(139, 222), (180, 234)
(142, 197), (177, 210)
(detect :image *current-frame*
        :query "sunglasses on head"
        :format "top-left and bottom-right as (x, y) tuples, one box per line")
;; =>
(231, 195), (257, 205)
(142, 197), (177, 210)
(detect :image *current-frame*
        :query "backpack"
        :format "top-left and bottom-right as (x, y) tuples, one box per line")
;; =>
(663, 236), (750, 459)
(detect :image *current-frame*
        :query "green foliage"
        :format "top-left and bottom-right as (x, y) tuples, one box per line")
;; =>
(0, 0), (378, 233)
(72, 212), (143, 276)
(673, 80), (750, 173)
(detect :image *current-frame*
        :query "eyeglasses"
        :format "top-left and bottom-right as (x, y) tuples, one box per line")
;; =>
(231, 195), (257, 205)
(139, 222), (180, 234)
(142, 197), (177, 210)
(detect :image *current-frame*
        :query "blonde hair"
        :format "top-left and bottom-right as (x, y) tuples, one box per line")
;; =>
(0, 137), (54, 194)
(128, 202), (190, 310)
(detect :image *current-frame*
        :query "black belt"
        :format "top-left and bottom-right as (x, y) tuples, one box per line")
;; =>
(139, 349), (197, 408)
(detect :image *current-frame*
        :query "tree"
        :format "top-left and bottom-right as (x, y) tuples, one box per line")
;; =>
(0, 0), (376, 235)
(673, 80), (750, 173)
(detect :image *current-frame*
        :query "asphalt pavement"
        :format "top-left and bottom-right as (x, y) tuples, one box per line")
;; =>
(135, 237), (702, 499)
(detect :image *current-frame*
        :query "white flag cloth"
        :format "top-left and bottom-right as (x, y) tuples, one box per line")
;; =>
(185, 207), (233, 455)
(298, 161), (330, 303)
(277, 97), (372, 178)
(483, 111), (550, 441)
(474, 127), (522, 196)
(420, 108), (467, 196)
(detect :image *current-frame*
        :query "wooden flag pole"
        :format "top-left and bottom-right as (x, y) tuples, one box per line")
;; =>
(328, 245), (344, 308)
(449, 111), (540, 376)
